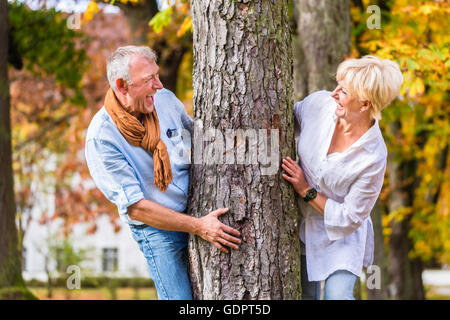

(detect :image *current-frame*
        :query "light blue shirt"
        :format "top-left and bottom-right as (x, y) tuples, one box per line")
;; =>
(85, 88), (193, 226)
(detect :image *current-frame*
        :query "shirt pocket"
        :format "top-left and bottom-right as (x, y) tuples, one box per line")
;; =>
(167, 127), (191, 170)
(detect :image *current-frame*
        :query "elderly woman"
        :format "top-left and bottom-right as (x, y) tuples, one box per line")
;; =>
(282, 55), (403, 300)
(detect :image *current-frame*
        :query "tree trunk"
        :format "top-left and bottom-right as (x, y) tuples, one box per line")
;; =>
(151, 40), (189, 94)
(293, 0), (351, 100)
(386, 121), (425, 300)
(188, 0), (301, 300)
(0, 0), (34, 299)
(113, 0), (159, 45)
(367, 200), (389, 300)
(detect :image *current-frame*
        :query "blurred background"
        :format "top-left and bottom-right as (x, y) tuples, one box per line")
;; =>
(0, 0), (448, 300)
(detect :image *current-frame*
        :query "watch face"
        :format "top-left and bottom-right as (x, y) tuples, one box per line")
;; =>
(307, 188), (317, 198)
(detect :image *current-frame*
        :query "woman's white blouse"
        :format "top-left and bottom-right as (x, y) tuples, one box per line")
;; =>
(295, 90), (387, 282)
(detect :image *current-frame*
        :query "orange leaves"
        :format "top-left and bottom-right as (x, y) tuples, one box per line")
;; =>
(86, 223), (98, 235)
(177, 16), (192, 38)
(178, 2), (190, 15)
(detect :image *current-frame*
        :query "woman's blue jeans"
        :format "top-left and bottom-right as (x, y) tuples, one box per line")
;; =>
(129, 224), (192, 300)
(301, 254), (357, 300)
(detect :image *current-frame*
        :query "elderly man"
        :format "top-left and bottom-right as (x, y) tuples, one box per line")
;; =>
(85, 46), (241, 300)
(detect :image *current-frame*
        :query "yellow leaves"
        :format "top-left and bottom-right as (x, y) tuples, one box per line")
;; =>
(437, 157), (450, 218)
(365, 40), (380, 52)
(394, 1), (448, 18)
(408, 77), (425, 99)
(115, 0), (139, 4)
(445, 58), (450, 70)
(410, 240), (433, 261)
(84, 1), (99, 24)
(149, 0), (191, 36)
(418, 3), (439, 16)
(385, 206), (414, 225)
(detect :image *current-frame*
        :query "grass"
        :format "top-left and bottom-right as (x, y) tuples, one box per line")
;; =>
(28, 286), (450, 300)
(29, 287), (158, 300)
(424, 285), (450, 300)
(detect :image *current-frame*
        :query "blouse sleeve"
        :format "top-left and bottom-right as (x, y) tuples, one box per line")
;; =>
(293, 90), (331, 138)
(323, 158), (387, 241)
(293, 100), (303, 138)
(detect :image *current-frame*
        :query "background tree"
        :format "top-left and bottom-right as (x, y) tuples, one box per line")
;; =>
(293, 0), (351, 101)
(1, 1), (87, 298)
(187, 0), (301, 300)
(0, 0), (34, 300)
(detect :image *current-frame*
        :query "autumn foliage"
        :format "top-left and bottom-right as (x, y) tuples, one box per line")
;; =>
(351, 0), (450, 265)
(8, 0), (450, 270)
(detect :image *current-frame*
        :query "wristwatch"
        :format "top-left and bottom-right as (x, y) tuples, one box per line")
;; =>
(303, 188), (317, 202)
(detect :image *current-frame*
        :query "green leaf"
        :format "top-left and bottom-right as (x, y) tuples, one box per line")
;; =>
(407, 58), (420, 70)
(149, 6), (173, 33)
(9, 2), (87, 105)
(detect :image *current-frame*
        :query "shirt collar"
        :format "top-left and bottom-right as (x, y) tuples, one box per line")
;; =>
(329, 99), (381, 154)
(353, 120), (381, 153)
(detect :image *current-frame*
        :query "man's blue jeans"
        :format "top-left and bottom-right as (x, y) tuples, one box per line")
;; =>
(130, 224), (192, 300)
(301, 254), (357, 300)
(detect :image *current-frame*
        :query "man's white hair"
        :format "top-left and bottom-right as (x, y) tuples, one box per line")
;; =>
(336, 55), (404, 120)
(106, 45), (157, 92)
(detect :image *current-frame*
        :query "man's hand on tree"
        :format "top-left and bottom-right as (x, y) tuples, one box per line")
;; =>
(197, 208), (241, 253)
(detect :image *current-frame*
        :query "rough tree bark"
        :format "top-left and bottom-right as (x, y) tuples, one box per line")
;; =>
(0, 0), (34, 299)
(293, 0), (351, 101)
(187, 0), (301, 299)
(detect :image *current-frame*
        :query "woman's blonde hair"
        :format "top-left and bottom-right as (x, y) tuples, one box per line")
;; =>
(336, 55), (403, 120)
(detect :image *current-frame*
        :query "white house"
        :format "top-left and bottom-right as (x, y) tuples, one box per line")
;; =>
(19, 146), (151, 282)
(22, 208), (149, 281)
